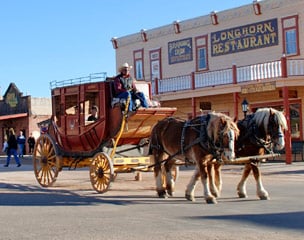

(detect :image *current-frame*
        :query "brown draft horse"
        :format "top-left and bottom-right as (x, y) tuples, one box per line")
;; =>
(185, 107), (287, 202)
(149, 112), (239, 204)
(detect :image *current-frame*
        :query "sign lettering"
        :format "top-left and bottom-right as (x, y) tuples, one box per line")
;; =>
(211, 19), (278, 56)
(168, 38), (193, 64)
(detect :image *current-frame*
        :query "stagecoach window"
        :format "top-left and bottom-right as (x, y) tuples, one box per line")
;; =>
(65, 94), (78, 115)
(84, 91), (99, 124)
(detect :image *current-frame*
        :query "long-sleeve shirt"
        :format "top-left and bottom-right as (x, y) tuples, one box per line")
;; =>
(114, 74), (137, 95)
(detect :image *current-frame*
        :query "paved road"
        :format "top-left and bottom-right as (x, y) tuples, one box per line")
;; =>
(0, 155), (303, 240)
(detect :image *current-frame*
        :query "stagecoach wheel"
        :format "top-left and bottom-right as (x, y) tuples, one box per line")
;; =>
(90, 152), (114, 193)
(33, 134), (60, 187)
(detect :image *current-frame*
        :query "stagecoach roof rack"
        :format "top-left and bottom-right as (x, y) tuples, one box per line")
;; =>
(50, 72), (107, 89)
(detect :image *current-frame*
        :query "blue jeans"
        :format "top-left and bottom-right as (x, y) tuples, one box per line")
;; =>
(117, 91), (148, 112)
(133, 91), (149, 108)
(6, 149), (21, 165)
(18, 143), (25, 157)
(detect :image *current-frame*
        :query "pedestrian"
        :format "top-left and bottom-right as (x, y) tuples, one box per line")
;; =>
(4, 128), (21, 167)
(27, 133), (36, 154)
(17, 130), (26, 157)
(113, 62), (148, 112)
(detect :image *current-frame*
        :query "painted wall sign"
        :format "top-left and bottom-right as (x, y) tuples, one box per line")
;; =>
(168, 37), (193, 64)
(241, 82), (276, 94)
(211, 18), (278, 56)
(5, 92), (18, 107)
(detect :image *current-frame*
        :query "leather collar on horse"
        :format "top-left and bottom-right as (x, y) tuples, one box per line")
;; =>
(237, 114), (273, 154)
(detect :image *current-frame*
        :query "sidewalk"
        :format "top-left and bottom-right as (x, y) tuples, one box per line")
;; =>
(0, 154), (33, 166)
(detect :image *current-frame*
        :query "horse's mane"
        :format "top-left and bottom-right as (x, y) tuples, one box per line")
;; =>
(253, 107), (288, 131)
(207, 112), (239, 143)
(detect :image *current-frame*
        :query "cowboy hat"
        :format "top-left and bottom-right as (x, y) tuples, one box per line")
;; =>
(119, 62), (133, 72)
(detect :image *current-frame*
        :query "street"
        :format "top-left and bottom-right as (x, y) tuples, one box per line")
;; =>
(0, 155), (303, 240)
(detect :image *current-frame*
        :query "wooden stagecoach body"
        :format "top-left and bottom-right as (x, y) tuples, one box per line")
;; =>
(33, 78), (176, 193)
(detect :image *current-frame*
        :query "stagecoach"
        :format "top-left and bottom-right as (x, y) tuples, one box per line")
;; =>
(32, 74), (177, 193)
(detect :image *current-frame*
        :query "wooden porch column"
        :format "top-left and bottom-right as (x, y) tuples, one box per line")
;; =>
(281, 56), (292, 164)
(191, 72), (196, 118)
(232, 64), (239, 119)
(283, 86), (292, 164)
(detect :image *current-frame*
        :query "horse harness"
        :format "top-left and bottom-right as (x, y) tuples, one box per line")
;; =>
(237, 114), (273, 154)
(151, 114), (227, 167)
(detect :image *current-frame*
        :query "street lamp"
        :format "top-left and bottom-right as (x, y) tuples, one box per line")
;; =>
(241, 98), (249, 118)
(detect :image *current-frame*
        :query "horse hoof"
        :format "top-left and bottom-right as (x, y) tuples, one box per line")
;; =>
(167, 190), (174, 197)
(157, 191), (167, 198)
(238, 193), (248, 198)
(185, 193), (195, 202)
(206, 197), (217, 204)
(259, 195), (270, 200)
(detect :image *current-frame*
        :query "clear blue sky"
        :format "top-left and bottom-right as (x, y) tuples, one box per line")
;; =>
(0, 0), (251, 97)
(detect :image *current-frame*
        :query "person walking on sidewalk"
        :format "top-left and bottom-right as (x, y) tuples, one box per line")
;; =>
(4, 128), (21, 167)
(27, 133), (35, 154)
(17, 130), (26, 158)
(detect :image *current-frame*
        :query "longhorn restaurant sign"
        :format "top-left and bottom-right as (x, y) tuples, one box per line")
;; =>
(211, 18), (278, 56)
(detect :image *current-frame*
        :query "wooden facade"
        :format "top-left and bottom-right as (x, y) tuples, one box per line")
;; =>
(112, 0), (304, 163)
(0, 83), (51, 155)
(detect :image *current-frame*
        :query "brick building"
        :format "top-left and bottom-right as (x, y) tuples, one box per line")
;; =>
(111, 0), (304, 163)
(0, 83), (51, 155)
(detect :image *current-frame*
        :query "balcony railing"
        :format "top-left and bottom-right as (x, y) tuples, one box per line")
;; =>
(50, 72), (107, 90)
(152, 58), (304, 95)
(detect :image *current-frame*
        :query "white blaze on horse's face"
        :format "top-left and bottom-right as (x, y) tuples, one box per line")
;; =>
(222, 129), (236, 161)
(274, 125), (285, 151)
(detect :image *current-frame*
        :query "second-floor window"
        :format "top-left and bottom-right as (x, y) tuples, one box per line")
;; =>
(282, 15), (299, 56)
(195, 35), (208, 71)
(134, 49), (144, 80)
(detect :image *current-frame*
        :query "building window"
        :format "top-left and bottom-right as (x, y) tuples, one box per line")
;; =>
(282, 15), (299, 56)
(150, 48), (162, 80)
(133, 49), (144, 80)
(195, 35), (208, 71)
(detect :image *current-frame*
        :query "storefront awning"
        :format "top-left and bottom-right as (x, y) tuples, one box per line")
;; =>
(0, 113), (28, 120)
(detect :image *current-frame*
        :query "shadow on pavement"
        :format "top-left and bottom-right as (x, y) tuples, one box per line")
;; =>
(190, 211), (304, 232)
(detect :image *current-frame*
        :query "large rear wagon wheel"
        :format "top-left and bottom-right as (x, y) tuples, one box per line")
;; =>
(90, 152), (114, 193)
(33, 134), (60, 187)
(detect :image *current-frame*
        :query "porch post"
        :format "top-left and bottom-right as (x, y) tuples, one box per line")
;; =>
(232, 64), (239, 119)
(281, 56), (292, 164)
(283, 86), (292, 164)
(191, 72), (196, 118)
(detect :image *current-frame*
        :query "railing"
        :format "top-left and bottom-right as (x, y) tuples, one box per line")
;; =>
(50, 72), (107, 89)
(237, 60), (281, 83)
(152, 58), (304, 95)
(158, 75), (191, 93)
(288, 59), (304, 76)
(195, 68), (233, 88)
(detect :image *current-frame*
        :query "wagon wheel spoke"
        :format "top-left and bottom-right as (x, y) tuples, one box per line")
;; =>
(33, 134), (59, 187)
(90, 152), (114, 193)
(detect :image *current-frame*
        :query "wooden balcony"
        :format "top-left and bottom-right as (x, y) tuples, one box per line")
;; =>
(152, 57), (304, 97)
